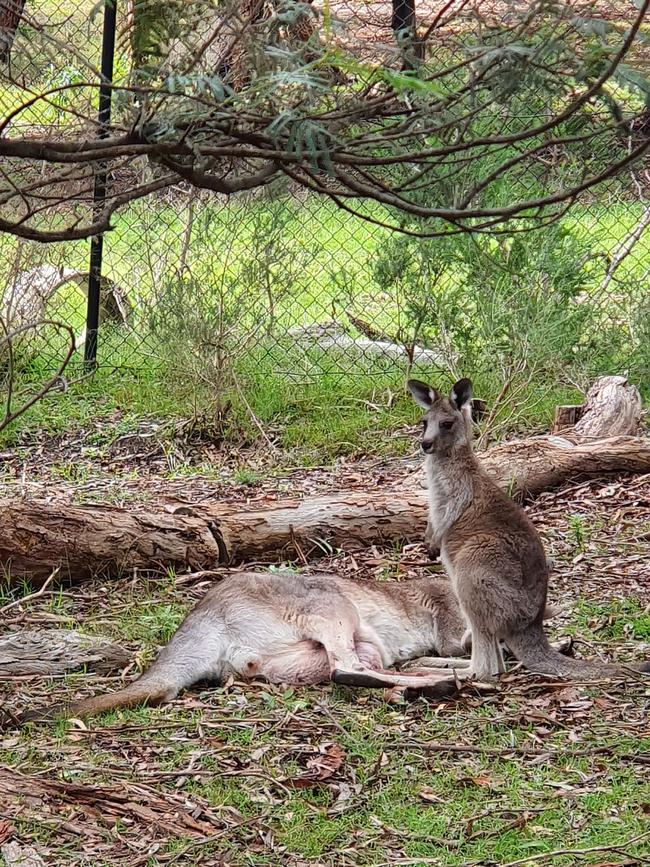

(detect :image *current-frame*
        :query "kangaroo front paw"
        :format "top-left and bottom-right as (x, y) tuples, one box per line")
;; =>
(424, 523), (440, 560)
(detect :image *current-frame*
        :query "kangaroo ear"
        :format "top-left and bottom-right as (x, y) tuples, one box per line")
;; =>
(450, 378), (472, 410)
(470, 397), (487, 423)
(407, 379), (439, 410)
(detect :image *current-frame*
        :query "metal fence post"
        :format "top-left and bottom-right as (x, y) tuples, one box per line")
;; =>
(84, 0), (117, 369)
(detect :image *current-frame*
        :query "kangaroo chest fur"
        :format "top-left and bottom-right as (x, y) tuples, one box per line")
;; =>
(425, 454), (474, 546)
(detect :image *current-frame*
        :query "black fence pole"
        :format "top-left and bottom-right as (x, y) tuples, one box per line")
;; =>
(84, 0), (117, 369)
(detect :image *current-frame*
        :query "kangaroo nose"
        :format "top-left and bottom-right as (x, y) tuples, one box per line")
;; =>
(421, 440), (435, 453)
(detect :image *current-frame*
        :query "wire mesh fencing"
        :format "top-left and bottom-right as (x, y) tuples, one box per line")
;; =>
(1, 0), (649, 401)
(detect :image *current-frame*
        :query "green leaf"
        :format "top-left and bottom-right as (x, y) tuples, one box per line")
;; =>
(266, 110), (295, 140)
(379, 69), (445, 97)
(615, 63), (650, 107)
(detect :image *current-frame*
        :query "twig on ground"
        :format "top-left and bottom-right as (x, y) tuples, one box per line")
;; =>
(495, 831), (650, 867)
(402, 739), (647, 760)
(0, 567), (60, 615)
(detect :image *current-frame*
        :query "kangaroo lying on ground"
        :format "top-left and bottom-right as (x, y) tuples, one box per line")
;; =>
(14, 571), (562, 724)
(404, 376), (650, 687)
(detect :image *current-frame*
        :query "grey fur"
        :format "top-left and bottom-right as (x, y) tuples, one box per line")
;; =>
(18, 571), (478, 723)
(407, 377), (650, 684)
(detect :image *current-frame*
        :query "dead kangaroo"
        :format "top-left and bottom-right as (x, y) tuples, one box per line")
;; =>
(406, 376), (650, 684)
(12, 570), (564, 724)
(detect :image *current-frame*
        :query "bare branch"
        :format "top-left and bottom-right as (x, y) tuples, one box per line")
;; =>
(0, 320), (76, 432)
(0, 0), (648, 241)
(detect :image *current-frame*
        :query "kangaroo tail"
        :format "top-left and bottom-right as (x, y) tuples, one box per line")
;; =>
(507, 623), (650, 679)
(18, 673), (179, 726)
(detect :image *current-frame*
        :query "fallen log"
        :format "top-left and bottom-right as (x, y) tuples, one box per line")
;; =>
(477, 434), (650, 495)
(287, 322), (448, 365)
(2, 265), (130, 333)
(480, 376), (644, 496)
(1, 435), (649, 586)
(0, 630), (131, 677)
(0, 377), (647, 586)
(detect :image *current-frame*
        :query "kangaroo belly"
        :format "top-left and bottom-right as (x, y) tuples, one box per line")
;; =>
(236, 637), (385, 686)
(255, 640), (331, 684)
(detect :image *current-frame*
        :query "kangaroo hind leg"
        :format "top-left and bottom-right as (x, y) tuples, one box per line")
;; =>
(307, 613), (442, 689)
(469, 630), (504, 681)
(21, 619), (229, 725)
(256, 640), (330, 685)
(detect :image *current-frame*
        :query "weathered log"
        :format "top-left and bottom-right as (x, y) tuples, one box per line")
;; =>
(0, 630), (131, 677)
(1, 435), (650, 586)
(0, 502), (226, 585)
(1, 265), (131, 356)
(287, 322), (447, 365)
(0, 376), (646, 586)
(478, 434), (650, 498)
(572, 375), (642, 438)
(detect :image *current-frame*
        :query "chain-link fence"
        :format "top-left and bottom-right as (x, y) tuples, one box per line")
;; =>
(1, 0), (649, 401)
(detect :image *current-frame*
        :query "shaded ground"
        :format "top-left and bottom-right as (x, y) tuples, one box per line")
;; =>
(0, 438), (649, 866)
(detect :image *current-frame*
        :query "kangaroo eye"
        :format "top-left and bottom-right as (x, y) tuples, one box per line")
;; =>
(440, 420), (454, 431)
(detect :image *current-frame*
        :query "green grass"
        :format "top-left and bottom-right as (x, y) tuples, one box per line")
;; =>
(1, 340), (583, 465)
(3, 561), (649, 866)
(6, 195), (647, 340)
(4, 680), (648, 866)
(573, 598), (650, 642)
(1, 186), (647, 464)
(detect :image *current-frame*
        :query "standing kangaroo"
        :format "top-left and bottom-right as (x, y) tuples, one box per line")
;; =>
(17, 571), (549, 725)
(407, 377), (650, 683)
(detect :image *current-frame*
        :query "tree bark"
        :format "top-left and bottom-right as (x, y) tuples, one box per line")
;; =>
(546, 376), (640, 437)
(572, 375), (642, 438)
(1, 436), (649, 586)
(0, 0), (27, 64)
(0, 377), (646, 586)
(2, 265), (130, 354)
(552, 404), (583, 433)
(0, 630), (131, 676)
(478, 435), (650, 498)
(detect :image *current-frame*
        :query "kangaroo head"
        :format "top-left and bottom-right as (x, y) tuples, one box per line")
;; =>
(407, 377), (473, 455)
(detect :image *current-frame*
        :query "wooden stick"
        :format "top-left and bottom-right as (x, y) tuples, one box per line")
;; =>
(0, 567), (60, 614)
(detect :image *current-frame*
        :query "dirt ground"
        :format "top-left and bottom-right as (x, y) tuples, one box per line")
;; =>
(0, 427), (649, 866)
